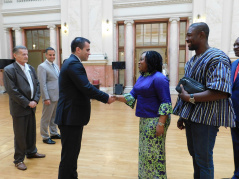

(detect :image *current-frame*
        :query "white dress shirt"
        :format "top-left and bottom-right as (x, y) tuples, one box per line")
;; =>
(16, 61), (34, 99)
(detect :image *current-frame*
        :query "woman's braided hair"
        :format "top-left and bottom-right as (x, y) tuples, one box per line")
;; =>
(140, 50), (163, 75)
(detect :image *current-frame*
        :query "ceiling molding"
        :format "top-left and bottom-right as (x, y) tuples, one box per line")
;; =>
(114, 12), (192, 21)
(2, 6), (60, 17)
(3, 21), (61, 28)
(113, 0), (192, 9)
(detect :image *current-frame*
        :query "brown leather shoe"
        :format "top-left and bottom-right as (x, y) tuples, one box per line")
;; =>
(15, 162), (27, 170)
(27, 153), (46, 159)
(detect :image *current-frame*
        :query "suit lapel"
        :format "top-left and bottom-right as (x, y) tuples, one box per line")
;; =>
(13, 62), (29, 83)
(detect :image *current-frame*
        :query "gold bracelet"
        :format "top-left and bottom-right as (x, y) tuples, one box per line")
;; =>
(158, 122), (165, 126)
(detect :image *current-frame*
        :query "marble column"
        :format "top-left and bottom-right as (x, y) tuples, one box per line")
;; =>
(113, 21), (118, 87)
(3, 27), (11, 59)
(124, 20), (134, 93)
(221, 0), (233, 55)
(1, 28), (11, 93)
(12, 27), (22, 46)
(169, 17), (180, 93)
(47, 25), (58, 65)
(113, 21), (117, 62)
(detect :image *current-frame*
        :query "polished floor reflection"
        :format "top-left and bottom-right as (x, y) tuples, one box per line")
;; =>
(0, 93), (234, 179)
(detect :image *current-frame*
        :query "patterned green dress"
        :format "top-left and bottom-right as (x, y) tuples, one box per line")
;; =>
(123, 72), (172, 179)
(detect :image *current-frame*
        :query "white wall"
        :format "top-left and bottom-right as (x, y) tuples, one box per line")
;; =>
(1, 0), (61, 59)
(229, 0), (239, 61)
(61, 0), (113, 64)
(0, 1), (3, 58)
(114, 3), (192, 20)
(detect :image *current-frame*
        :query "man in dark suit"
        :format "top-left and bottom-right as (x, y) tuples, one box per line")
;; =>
(55, 37), (115, 179)
(3, 46), (45, 171)
(231, 37), (239, 179)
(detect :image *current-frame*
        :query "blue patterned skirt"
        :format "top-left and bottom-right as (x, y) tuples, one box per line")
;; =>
(138, 116), (171, 179)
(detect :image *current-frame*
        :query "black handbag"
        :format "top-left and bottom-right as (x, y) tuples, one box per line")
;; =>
(175, 77), (206, 94)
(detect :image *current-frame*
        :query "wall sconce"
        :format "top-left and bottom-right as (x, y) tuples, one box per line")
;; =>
(33, 44), (36, 49)
(194, 14), (205, 23)
(106, 19), (110, 31)
(62, 22), (68, 33)
(104, 53), (108, 59)
(197, 14), (201, 20)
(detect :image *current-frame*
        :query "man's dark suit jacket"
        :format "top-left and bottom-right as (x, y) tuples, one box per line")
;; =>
(3, 62), (40, 117)
(55, 54), (109, 126)
(231, 59), (239, 122)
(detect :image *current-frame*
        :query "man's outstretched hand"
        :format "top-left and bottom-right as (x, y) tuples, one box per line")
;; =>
(107, 94), (116, 104)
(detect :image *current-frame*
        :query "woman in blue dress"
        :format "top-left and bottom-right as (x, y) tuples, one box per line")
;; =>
(116, 51), (172, 179)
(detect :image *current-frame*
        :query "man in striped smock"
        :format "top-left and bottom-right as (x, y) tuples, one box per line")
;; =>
(173, 22), (236, 179)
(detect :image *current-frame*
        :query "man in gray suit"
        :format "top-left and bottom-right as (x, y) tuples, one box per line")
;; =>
(3, 46), (45, 171)
(38, 47), (61, 144)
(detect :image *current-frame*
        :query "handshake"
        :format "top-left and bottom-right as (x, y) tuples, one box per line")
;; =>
(107, 94), (117, 104)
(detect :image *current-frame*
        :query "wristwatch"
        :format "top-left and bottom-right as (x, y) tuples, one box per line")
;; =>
(189, 94), (195, 104)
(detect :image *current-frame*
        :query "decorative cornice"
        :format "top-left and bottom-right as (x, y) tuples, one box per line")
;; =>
(3, 27), (10, 32)
(47, 25), (56, 29)
(12, 27), (21, 31)
(3, 21), (61, 28)
(169, 17), (180, 22)
(113, 0), (192, 9)
(124, 20), (134, 25)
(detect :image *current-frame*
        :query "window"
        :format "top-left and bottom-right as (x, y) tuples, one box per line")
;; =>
(25, 29), (50, 71)
(135, 22), (168, 80)
(136, 23), (167, 47)
(178, 21), (187, 80)
(26, 29), (50, 50)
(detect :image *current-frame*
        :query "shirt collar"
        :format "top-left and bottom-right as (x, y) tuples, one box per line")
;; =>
(73, 54), (82, 62)
(46, 59), (53, 65)
(16, 61), (30, 72)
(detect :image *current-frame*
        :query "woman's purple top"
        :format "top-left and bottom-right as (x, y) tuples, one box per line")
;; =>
(124, 71), (172, 118)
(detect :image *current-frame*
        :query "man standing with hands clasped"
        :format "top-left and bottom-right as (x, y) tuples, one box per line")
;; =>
(38, 47), (61, 145)
(173, 22), (236, 179)
(3, 46), (45, 171)
(55, 37), (115, 179)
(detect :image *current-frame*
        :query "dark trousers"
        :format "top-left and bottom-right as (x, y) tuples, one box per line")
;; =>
(184, 120), (219, 179)
(58, 125), (84, 179)
(231, 121), (239, 179)
(12, 111), (37, 164)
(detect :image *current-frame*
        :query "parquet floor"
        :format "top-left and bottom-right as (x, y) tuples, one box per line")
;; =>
(0, 93), (234, 179)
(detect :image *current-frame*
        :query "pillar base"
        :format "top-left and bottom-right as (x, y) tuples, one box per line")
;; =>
(0, 86), (6, 94)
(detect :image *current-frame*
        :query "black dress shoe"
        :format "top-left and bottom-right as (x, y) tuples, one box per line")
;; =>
(51, 134), (61, 139)
(43, 138), (56, 144)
